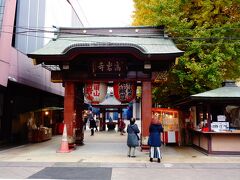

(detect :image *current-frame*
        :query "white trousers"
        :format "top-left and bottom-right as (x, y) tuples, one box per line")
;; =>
(150, 147), (161, 158)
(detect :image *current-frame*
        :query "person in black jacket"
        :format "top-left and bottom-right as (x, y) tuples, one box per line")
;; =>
(89, 117), (97, 136)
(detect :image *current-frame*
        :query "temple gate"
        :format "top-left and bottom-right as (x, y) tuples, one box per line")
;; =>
(28, 26), (183, 148)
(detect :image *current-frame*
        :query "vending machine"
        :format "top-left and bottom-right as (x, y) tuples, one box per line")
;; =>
(152, 108), (179, 145)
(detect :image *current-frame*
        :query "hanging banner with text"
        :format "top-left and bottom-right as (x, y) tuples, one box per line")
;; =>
(84, 82), (107, 104)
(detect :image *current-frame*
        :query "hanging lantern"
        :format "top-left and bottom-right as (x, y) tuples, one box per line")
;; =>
(113, 82), (136, 103)
(84, 82), (107, 104)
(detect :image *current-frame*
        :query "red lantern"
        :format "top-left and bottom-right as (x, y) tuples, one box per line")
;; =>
(113, 82), (136, 103)
(84, 82), (107, 104)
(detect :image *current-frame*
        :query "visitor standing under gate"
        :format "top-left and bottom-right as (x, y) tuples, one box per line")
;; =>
(127, 118), (140, 157)
(148, 117), (163, 163)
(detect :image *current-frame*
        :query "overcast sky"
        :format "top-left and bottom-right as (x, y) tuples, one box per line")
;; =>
(79, 0), (134, 27)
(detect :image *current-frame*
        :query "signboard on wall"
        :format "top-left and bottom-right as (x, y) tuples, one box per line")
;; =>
(217, 115), (226, 122)
(211, 122), (229, 131)
(92, 57), (127, 77)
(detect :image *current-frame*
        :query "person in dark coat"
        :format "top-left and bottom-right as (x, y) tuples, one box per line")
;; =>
(89, 117), (96, 136)
(127, 118), (140, 157)
(148, 118), (164, 163)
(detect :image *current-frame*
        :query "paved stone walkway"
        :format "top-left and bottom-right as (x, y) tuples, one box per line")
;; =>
(1, 130), (240, 164)
(0, 161), (240, 179)
(0, 126), (240, 179)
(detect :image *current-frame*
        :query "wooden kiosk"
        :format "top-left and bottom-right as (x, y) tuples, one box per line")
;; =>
(28, 26), (183, 147)
(176, 81), (240, 155)
(152, 108), (180, 145)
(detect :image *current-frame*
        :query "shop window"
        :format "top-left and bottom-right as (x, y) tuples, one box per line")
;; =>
(211, 104), (225, 122)
(225, 105), (240, 129)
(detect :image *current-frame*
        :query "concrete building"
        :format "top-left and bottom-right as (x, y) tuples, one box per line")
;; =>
(0, 0), (87, 145)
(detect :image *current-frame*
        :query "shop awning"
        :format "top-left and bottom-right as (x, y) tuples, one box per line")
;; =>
(191, 80), (240, 101)
(175, 81), (240, 106)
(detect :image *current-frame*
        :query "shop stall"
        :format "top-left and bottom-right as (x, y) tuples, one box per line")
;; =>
(176, 81), (240, 155)
(25, 107), (64, 142)
(152, 108), (180, 145)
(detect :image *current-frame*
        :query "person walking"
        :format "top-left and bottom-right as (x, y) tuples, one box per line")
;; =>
(148, 117), (164, 163)
(95, 117), (99, 132)
(83, 116), (88, 130)
(89, 117), (96, 136)
(127, 118), (140, 157)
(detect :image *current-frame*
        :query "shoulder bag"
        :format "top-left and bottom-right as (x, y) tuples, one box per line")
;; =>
(130, 125), (140, 140)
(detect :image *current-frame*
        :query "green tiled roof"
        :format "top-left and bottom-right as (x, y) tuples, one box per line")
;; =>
(191, 81), (240, 99)
(29, 27), (183, 56)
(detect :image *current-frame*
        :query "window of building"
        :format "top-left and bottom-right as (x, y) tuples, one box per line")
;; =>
(0, 0), (6, 34)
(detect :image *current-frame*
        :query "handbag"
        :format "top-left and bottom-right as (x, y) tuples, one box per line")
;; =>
(136, 134), (140, 140)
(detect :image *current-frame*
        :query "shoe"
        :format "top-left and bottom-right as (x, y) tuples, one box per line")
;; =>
(158, 158), (161, 163)
(131, 156), (136, 158)
(128, 155), (130, 157)
(150, 158), (153, 162)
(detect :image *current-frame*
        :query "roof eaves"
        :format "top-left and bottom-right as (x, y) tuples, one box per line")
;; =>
(191, 87), (240, 98)
(62, 42), (147, 54)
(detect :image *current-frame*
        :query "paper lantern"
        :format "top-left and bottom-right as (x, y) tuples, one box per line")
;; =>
(113, 82), (136, 103)
(84, 82), (107, 104)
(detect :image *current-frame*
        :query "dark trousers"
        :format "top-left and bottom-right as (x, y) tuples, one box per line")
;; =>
(91, 128), (94, 136)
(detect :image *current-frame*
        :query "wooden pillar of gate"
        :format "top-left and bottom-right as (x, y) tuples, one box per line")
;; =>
(141, 81), (152, 150)
(64, 81), (76, 144)
(75, 83), (84, 145)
